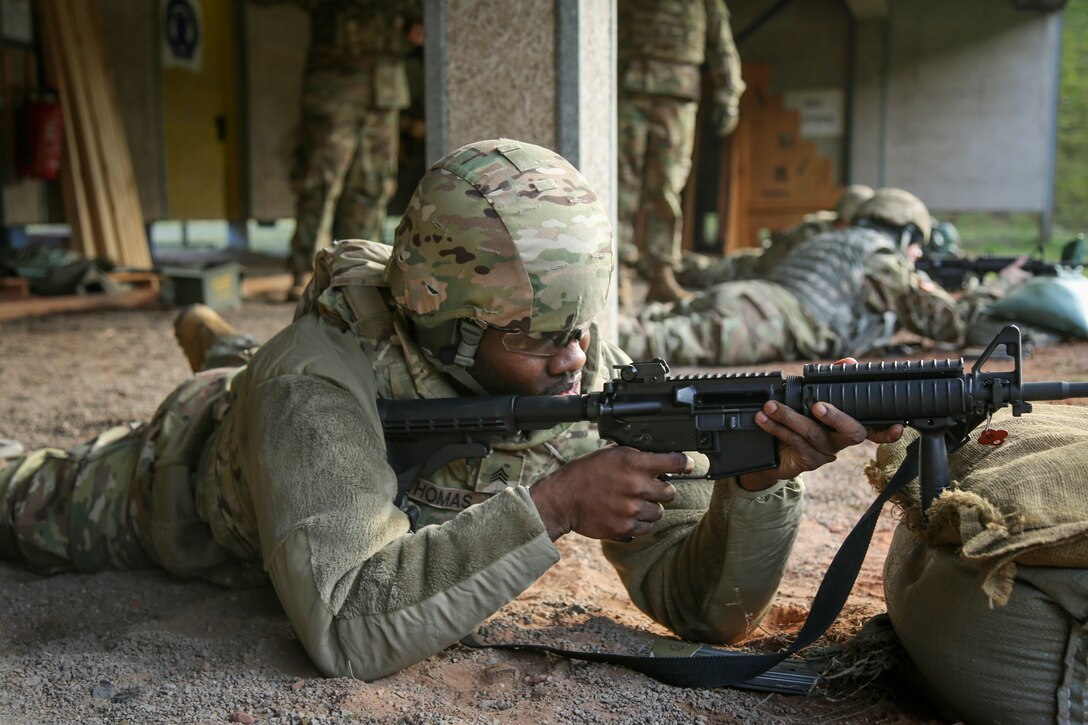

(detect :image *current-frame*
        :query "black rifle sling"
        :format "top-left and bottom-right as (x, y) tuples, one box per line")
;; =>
(460, 441), (921, 689)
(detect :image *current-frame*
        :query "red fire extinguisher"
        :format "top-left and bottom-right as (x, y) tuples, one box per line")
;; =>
(19, 88), (63, 181)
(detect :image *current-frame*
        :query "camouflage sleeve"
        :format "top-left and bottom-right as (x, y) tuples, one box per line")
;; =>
(602, 476), (804, 643)
(703, 0), (745, 136)
(677, 249), (765, 288)
(864, 253), (965, 343)
(245, 374), (559, 680)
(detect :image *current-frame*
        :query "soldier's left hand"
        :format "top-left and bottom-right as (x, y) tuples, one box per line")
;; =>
(738, 358), (904, 491)
(712, 105), (740, 137)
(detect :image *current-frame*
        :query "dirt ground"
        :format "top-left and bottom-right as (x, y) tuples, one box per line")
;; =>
(1, 299), (1086, 724)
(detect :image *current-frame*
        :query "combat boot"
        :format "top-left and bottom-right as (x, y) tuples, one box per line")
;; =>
(174, 304), (241, 373)
(646, 264), (692, 304)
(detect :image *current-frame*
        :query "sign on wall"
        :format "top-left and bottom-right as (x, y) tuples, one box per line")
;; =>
(784, 89), (844, 139)
(162, 0), (203, 72)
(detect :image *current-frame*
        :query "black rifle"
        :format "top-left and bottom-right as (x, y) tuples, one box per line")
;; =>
(915, 254), (1077, 291)
(378, 325), (1088, 690)
(379, 325), (1088, 518)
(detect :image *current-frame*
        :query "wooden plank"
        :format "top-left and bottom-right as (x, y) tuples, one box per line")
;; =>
(38, 2), (94, 258)
(0, 277), (30, 301)
(72, 0), (149, 268)
(108, 271), (161, 294)
(39, 0), (150, 270)
(41, 0), (116, 261)
(0, 286), (160, 322)
(57, 0), (122, 263)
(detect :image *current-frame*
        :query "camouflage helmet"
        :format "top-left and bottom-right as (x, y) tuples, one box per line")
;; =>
(854, 188), (932, 248)
(834, 185), (875, 224)
(386, 138), (613, 372)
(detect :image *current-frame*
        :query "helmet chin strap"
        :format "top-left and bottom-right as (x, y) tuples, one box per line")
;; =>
(419, 319), (491, 396)
(453, 319), (485, 367)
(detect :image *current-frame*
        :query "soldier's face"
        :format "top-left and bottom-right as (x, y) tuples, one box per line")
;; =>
(470, 327), (590, 396)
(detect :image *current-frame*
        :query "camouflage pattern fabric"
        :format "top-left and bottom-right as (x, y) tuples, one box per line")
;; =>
(387, 139), (613, 342)
(0, 367), (259, 587)
(617, 95), (698, 269)
(619, 226), (966, 365)
(618, 0), (744, 126)
(284, 0), (421, 277)
(0, 424), (151, 574)
(767, 227), (898, 355)
(618, 280), (819, 365)
(302, 238), (611, 528)
(676, 211), (838, 288)
(617, 0), (744, 272)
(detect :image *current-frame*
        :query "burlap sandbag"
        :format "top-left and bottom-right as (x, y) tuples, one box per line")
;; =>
(868, 404), (1088, 724)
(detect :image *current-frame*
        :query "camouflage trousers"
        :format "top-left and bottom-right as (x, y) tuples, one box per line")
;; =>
(290, 70), (400, 277)
(617, 92), (698, 270)
(617, 280), (811, 366)
(0, 369), (255, 586)
(676, 249), (767, 289)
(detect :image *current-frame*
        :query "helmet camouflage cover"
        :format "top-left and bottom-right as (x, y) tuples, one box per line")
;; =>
(387, 139), (613, 358)
(854, 187), (932, 244)
(834, 184), (875, 224)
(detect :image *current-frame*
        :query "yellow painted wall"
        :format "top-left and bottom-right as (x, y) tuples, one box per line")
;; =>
(161, 0), (240, 220)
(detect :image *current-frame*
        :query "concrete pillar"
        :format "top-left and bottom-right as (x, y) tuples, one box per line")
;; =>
(424, 0), (618, 337)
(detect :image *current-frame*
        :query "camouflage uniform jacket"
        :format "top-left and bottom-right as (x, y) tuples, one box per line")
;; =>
(197, 240), (805, 679)
(768, 227), (965, 357)
(678, 211), (840, 289)
(259, 0), (421, 109)
(618, 0), (744, 122)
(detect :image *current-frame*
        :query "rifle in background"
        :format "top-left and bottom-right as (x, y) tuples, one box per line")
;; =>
(918, 234), (1086, 291)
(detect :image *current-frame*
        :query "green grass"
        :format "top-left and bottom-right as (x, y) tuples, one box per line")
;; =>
(1055, 0), (1088, 231)
(942, 211), (1082, 259)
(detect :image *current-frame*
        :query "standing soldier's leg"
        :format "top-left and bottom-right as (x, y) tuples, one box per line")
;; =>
(617, 94), (651, 270)
(641, 98), (698, 303)
(334, 108), (399, 243)
(616, 94), (651, 307)
(288, 74), (361, 296)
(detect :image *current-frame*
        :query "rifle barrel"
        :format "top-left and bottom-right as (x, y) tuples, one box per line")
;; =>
(1022, 381), (1088, 402)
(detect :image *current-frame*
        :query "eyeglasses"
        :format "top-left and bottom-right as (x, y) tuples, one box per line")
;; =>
(499, 326), (588, 357)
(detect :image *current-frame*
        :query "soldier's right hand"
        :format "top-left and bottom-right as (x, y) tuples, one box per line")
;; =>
(529, 447), (690, 542)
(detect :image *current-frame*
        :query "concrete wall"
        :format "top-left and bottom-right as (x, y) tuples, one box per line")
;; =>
(432, 0), (616, 221)
(851, 0), (1061, 214)
(444, 1), (558, 152)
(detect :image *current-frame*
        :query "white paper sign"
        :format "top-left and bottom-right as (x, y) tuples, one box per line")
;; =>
(162, 0), (203, 72)
(784, 89), (844, 139)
